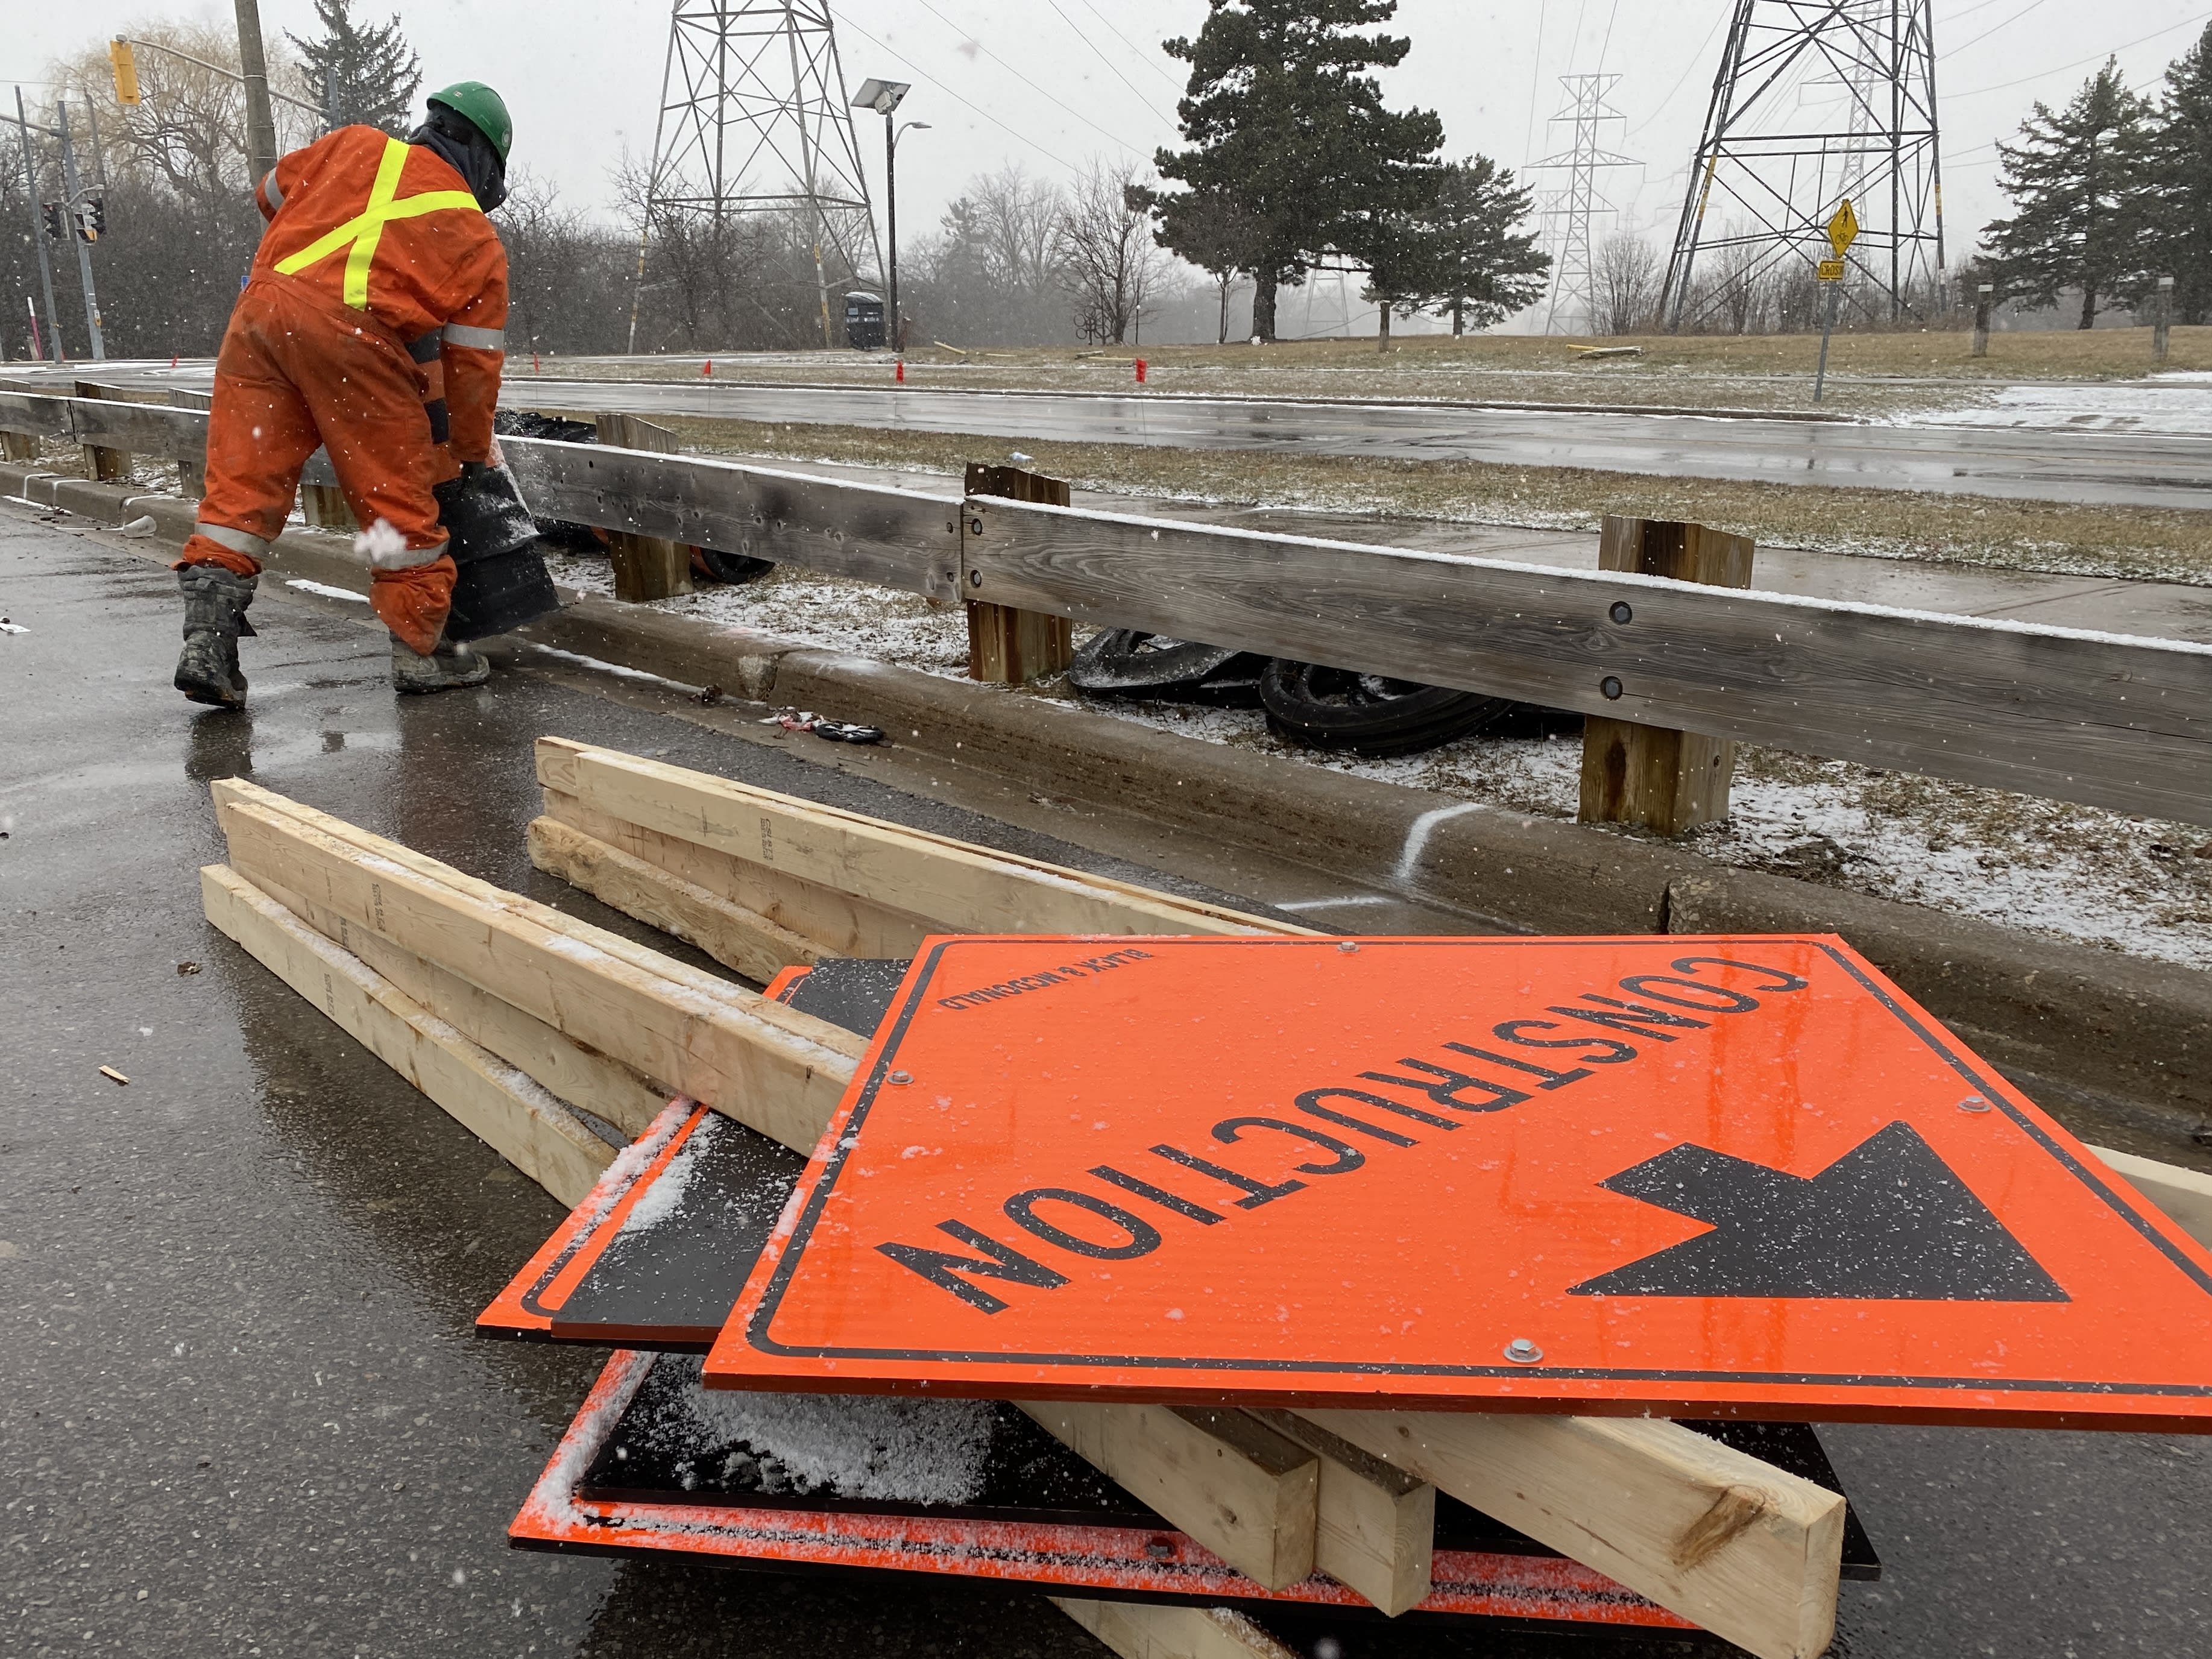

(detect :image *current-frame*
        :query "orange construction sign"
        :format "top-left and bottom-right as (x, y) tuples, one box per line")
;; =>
(705, 936), (2212, 1429)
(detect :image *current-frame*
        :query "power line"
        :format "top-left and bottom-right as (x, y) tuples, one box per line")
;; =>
(907, 0), (1149, 154)
(1949, 9), (2212, 97)
(1624, 9), (1728, 137)
(1942, 0), (2054, 61)
(1071, 0), (1187, 93)
(834, 13), (1080, 171)
(1041, 0), (1177, 122)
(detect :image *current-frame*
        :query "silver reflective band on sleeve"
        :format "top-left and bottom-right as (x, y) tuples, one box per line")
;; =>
(371, 537), (449, 572)
(195, 522), (271, 556)
(441, 324), (505, 351)
(260, 170), (283, 210)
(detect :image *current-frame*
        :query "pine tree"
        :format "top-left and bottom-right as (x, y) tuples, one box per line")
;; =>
(1153, 1), (1443, 342)
(1416, 157), (1549, 335)
(288, 0), (423, 137)
(2142, 24), (2212, 324)
(1983, 60), (2150, 329)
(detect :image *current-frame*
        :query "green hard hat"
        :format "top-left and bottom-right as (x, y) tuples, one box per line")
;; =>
(427, 81), (512, 163)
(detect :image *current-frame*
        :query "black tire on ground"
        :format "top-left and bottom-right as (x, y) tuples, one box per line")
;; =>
(491, 410), (604, 549)
(693, 547), (776, 585)
(1067, 631), (1267, 705)
(1258, 660), (1516, 758)
(1483, 703), (1585, 739)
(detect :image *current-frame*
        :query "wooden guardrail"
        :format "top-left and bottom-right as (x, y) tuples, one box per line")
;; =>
(5, 389), (2210, 829)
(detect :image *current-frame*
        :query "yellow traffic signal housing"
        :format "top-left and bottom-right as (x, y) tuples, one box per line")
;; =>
(110, 40), (142, 107)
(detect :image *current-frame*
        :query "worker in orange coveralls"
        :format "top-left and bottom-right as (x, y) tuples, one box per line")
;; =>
(174, 82), (514, 705)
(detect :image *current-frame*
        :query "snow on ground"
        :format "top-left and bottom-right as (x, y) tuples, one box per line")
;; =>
(1906, 374), (2212, 436)
(547, 552), (2212, 974)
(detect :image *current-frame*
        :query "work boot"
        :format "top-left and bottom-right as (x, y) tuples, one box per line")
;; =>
(174, 566), (257, 708)
(391, 631), (491, 694)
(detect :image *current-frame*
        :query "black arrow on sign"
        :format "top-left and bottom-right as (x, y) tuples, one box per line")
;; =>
(1570, 1121), (2069, 1302)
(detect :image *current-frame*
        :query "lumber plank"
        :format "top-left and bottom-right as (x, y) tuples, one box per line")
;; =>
(535, 737), (1316, 939)
(960, 494), (2212, 828)
(209, 781), (862, 1157)
(249, 866), (671, 1139)
(1249, 1409), (1435, 1616)
(1018, 1402), (1318, 1591)
(2090, 1145), (2212, 1248)
(200, 864), (614, 1207)
(1050, 1598), (1301, 1659)
(502, 435), (965, 601)
(540, 787), (941, 960)
(527, 811), (828, 981)
(1298, 1409), (1844, 1659)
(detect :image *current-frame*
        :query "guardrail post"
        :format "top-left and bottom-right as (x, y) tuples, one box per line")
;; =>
(1577, 516), (1756, 838)
(1971, 284), (1993, 359)
(0, 426), (35, 462)
(300, 479), (358, 533)
(74, 380), (131, 482)
(169, 389), (210, 496)
(965, 463), (1075, 684)
(595, 412), (693, 602)
(2154, 275), (2175, 364)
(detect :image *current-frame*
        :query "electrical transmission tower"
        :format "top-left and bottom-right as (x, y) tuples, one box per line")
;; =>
(1660, 0), (1941, 331)
(632, 1), (882, 350)
(1531, 75), (1637, 336)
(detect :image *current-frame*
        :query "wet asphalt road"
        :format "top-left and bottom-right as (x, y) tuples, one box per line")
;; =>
(4, 503), (2209, 1657)
(22, 359), (2212, 513)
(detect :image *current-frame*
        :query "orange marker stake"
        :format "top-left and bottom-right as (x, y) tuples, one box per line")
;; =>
(710, 934), (2212, 1431)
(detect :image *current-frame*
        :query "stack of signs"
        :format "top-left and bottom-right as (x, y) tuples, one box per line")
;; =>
(484, 936), (2212, 1634)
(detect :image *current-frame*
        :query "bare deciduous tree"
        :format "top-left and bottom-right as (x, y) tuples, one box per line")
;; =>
(1054, 160), (1163, 345)
(1594, 233), (1659, 335)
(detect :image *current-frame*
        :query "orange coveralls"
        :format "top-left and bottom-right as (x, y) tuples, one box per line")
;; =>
(177, 125), (508, 653)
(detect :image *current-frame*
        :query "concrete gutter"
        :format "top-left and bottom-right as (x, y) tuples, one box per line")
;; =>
(11, 462), (2206, 1154)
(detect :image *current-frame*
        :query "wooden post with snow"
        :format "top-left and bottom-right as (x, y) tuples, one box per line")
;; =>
(964, 463), (1075, 684)
(2155, 275), (2175, 364)
(596, 412), (693, 603)
(1972, 284), (1993, 358)
(1577, 516), (1756, 839)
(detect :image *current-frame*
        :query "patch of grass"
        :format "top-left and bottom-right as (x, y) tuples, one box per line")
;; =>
(666, 415), (2212, 589)
(530, 324), (2211, 417)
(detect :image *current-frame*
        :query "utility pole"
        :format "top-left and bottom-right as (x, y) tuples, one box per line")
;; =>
(55, 101), (105, 360)
(13, 87), (64, 361)
(233, 0), (280, 184)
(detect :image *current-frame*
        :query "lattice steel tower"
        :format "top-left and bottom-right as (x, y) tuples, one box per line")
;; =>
(1531, 75), (1637, 336)
(635, 1), (882, 348)
(1660, 0), (1942, 329)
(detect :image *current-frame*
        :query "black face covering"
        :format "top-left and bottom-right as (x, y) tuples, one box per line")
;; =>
(409, 107), (507, 212)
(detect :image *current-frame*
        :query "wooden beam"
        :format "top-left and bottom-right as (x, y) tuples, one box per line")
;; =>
(169, 389), (211, 497)
(2090, 1145), (2212, 1248)
(1298, 1409), (1845, 1659)
(300, 482), (358, 533)
(247, 866), (671, 1139)
(208, 779), (863, 1157)
(540, 786), (926, 961)
(1249, 1409), (1434, 1616)
(1050, 1598), (1300, 1659)
(535, 737), (1314, 940)
(1018, 1401), (1318, 1591)
(528, 813), (824, 984)
(959, 493), (2212, 829)
(502, 434), (964, 601)
(1580, 517), (1754, 837)
(594, 414), (692, 603)
(200, 864), (615, 1207)
(965, 464), (1076, 685)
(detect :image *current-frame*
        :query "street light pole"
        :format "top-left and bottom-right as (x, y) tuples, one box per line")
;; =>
(11, 88), (65, 361)
(232, 0), (279, 184)
(55, 101), (105, 360)
(885, 118), (929, 353)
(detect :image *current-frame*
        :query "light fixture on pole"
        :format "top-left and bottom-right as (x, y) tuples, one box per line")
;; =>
(852, 79), (922, 351)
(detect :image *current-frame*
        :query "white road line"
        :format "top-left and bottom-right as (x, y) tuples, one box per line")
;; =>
(1394, 801), (1481, 884)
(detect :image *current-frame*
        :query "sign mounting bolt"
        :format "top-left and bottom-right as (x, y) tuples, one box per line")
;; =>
(1958, 1095), (1991, 1113)
(888, 1070), (914, 1086)
(1337, 941), (1359, 953)
(1504, 1338), (1543, 1365)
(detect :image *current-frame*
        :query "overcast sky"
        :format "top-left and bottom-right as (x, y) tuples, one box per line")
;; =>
(11, 1), (2212, 269)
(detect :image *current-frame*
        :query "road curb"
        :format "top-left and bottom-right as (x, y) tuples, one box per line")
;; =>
(13, 462), (2206, 1145)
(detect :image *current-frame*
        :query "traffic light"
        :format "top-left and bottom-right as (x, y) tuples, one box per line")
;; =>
(75, 197), (107, 243)
(41, 201), (65, 241)
(110, 39), (142, 107)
